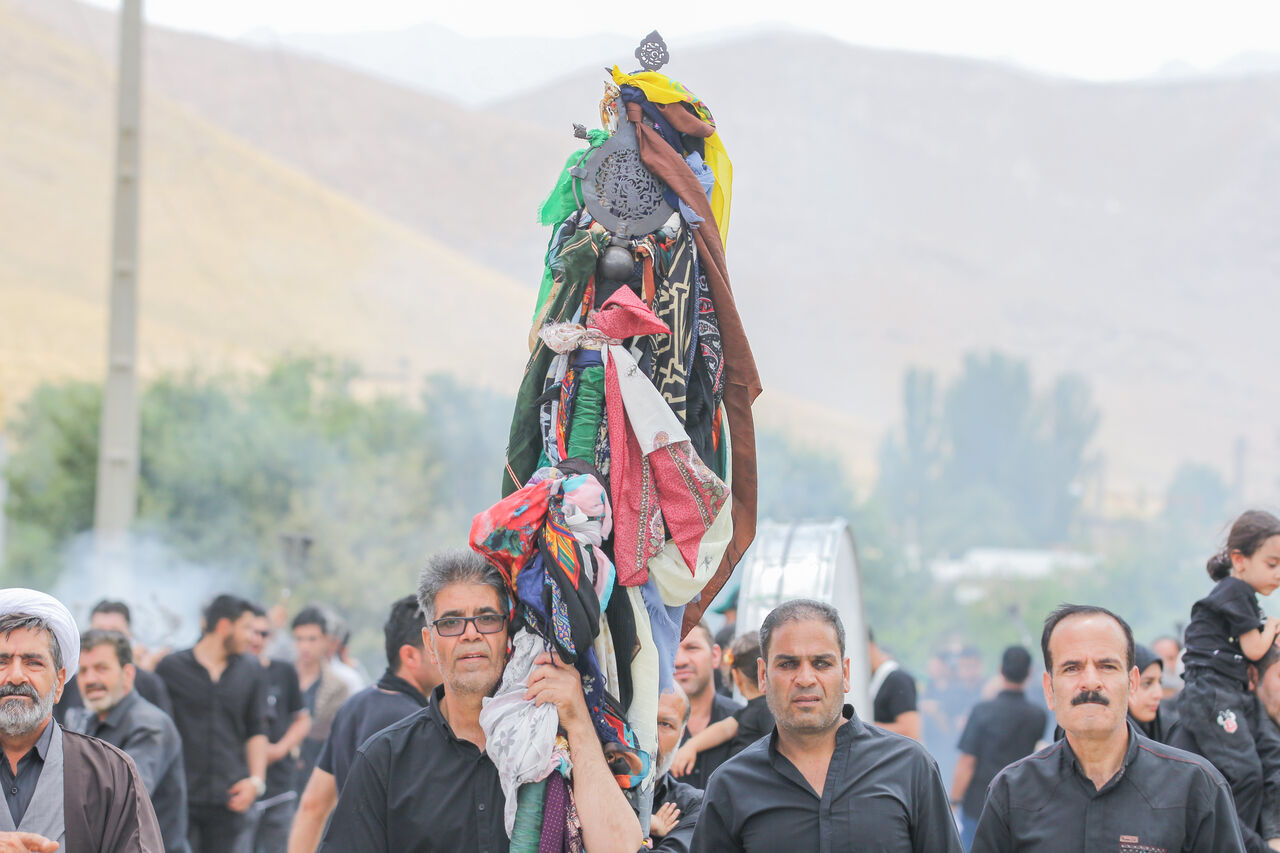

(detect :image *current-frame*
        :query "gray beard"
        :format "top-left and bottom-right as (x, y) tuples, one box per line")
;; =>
(0, 687), (55, 737)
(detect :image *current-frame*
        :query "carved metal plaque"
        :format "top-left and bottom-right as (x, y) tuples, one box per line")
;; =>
(575, 117), (674, 237)
(634, 31), (669, 72)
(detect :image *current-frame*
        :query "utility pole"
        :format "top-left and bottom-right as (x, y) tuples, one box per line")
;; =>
(94, 0), (144, 544)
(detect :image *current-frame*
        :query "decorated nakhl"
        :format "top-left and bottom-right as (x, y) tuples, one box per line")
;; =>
(470, 30), (761, 843)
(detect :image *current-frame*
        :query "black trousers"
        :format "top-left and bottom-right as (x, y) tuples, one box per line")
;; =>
(188, 803), (246, 853)
(1171, 671), (1280, 853)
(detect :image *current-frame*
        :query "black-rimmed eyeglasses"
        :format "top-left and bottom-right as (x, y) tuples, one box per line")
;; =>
(431, 613), (506, 637)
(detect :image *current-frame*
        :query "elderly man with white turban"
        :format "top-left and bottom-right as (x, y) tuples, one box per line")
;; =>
(0, 588), (163, 852)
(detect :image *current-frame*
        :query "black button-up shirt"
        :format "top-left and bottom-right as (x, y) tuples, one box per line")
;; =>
(318, 685), (507, 853)
(691, 706), (962, 853)
(67, 690), (189, 853)
(957, 689), (1046, 818)
(317, 669), (428, 792)
(972, 721), (1245, 852)
(156, 648), (266, 806)
(0, 718), (55, 826)
(679, 692), (742, 791)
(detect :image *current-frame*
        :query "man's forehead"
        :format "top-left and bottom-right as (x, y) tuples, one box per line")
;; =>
(0, 627), (55, 656)
(1049, 614), (1127, 661)
(768, 618), (841, 655)
(434, 582), (502, 612)
(656, 692), (688, 718)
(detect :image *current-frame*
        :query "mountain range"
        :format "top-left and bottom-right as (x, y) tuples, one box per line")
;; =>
(6, 0), (1280, 505)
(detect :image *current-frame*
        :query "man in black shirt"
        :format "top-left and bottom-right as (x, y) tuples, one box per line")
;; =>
(66, 629), (189, 853)
(318, 549), (643, 853)
(157, 594), (268, 853)
(675, 621), (742, 789)
(950, 645), (1045, 850)
(288, 595), (439, 853)
(54, 599), (173, 723)
(236, 609), (309, 853)
(692, 599), (961, 853)
(971, 604), (1245, 853)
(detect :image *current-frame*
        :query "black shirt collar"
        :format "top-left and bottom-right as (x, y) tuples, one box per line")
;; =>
(377, 669), (429, 707)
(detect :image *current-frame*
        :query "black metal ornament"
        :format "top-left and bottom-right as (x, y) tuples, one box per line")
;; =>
(634, 31), (669, 72)
(571, 116), (674, 238)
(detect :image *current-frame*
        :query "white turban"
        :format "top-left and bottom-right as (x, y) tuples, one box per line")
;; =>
(0, 588), (80, 677)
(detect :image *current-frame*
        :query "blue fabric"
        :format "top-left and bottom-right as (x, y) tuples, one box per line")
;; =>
(640, 576), (684, 693)
(678, 152), (716, 230)
(570, 349), (603, 369)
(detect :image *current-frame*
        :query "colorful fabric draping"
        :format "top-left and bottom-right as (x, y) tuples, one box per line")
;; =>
(480, 629), (562, 834)
(610, 66), (732, 248)
(591, 287), (729, 587)
(630, 115), (761, 631)
(507, 225), (610, 496)
(471, 479), (556, 589)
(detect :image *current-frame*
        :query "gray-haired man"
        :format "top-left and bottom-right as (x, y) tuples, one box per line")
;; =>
(0, 588), (162, 851)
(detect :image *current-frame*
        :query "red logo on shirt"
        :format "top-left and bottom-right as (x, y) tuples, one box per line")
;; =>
(1119, 837), (1166, 852)
(1217, 709), (1239, 734)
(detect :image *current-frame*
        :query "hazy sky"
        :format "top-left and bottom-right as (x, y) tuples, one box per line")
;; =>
(84, 0), (1280, 80)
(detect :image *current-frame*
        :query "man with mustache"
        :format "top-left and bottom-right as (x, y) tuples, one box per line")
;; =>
(317, 549), (643, 852)
(971, 604), (1246, 852)
(65, 629), (188, 852)
(691, 599), (961, 852)
(0, 588), (162, 852)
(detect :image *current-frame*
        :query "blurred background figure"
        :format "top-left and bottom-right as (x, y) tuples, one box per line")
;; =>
(868, 628), (921, 741)
(950, 645), (1045, 850)
(921, 650), (961, 785)
(55, 599), (173, 723)
(1129, 643), (1177, 743)
(291, 607), (350, 803)
(236, 608), (310, 853)
(1152, 634), (1185, 698)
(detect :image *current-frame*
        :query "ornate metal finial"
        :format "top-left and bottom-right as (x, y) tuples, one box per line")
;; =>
(634, 31), (669, 72)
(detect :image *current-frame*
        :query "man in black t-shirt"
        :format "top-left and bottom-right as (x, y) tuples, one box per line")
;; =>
(869, 628), (921, 740)
(235, 609), (309, 853)
(156, 594), (269, 852)
(951, 646), (1045, 850)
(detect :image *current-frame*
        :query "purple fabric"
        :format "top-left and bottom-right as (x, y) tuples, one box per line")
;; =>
(538, 771), (569, 853)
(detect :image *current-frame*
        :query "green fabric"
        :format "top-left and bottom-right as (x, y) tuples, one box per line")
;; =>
(509, 779), (547, 853)
(537, 130), (607, 227)
(503, 226), (609, 496)
(565, 365), (605, 463)
(532, 131), (607, 325)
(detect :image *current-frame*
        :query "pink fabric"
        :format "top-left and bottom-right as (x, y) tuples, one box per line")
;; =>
(590, 288), (727, 586)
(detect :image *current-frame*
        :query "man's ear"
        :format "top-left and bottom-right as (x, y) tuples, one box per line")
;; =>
(842, 657), (851, 695)
(422, 627), (440, 667)
(54, 668), (66, 704)
(757, 656), (767, 693)
(122, 662), (137, 693)
(1042, 670), (1054, 710)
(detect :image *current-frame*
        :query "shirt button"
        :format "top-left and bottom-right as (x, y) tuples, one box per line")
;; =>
(477, 803), (485, 811)
(8, 787), (15, 795)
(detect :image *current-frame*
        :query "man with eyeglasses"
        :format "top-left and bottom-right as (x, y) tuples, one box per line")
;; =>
(236, 607), (310, 853)
(318, 549), (643, 853)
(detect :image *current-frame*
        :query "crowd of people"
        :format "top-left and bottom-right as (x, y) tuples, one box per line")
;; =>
(3, 508), (1280, 850)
